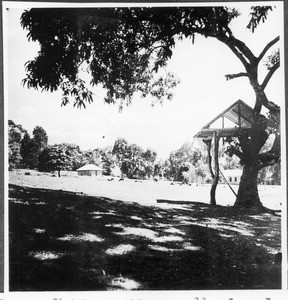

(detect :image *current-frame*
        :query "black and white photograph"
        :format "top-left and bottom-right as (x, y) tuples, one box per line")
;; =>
(2, 1), (287, 299)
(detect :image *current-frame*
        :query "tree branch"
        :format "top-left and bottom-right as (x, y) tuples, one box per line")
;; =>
(225, 72), (248, 81)
(258, 151), (280, 169)
(261, 61), (280, 90)
(233, 37), (257, 64)
(249, 78), (280, 113)
(217, 35), (254, 70)
(257, 36), (280, 62)
(222, 41), (250, 69)
(227, 146), (243, 161)
(258, 132), (281, 169)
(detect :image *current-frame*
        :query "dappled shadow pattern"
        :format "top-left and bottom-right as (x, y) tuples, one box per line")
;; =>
(9, 184), (281, 291)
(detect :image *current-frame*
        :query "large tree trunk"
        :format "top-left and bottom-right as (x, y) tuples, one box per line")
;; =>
(235, 165), (262, 207)
(232, 113), (269, 208)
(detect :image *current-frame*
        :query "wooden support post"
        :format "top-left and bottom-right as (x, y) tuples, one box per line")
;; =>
(203, 138), (214, 179)
(210, 131), (220, 206)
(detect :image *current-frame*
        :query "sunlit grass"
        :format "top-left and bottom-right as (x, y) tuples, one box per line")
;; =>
(105, 244), (135, 255)
(57, 233), (104, 242)
(29, 251), (64, 260)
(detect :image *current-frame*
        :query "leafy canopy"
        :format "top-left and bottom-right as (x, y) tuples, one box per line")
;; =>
(38, 143), (81, 173)
(21, 6), (265, 109)
(21, 5), (279, 112)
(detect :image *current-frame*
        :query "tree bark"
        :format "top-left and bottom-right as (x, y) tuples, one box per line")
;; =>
(234, 165), (262, 207)
(58, 169), (61, 177)
(233, 122), (267, 207)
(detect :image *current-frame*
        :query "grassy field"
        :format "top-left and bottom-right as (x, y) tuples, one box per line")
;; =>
(9, 170), (283, 209)
(8, 171), (282, 291)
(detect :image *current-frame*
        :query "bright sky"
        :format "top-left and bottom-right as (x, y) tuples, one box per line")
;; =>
(4, 2), (284, 160)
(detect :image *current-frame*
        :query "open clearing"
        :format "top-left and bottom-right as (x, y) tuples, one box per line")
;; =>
(8, 171), (282, 291)
(9, 170), (282, 210)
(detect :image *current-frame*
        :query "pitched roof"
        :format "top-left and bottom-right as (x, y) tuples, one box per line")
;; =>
(194, 100), (254, 138)
(203, 99), (254, 128)
(76, 164), (103, 171)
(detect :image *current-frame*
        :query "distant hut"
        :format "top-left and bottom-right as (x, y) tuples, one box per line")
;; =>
(223, 169), (242, 185)
(76, 164), (103, 176)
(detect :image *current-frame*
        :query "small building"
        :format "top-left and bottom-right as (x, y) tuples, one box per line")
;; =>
(223, 169), (242, 185)
(76, 164), (103, 176)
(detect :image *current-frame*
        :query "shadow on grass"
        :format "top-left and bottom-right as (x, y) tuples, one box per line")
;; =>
(9, 184), (281, 291)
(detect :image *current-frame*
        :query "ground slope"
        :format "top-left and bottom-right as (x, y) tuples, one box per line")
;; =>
(9, 183), (281, 291)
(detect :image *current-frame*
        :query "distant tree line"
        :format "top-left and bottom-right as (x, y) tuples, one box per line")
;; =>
(8, 120), (158, 179)
(9, 120), (48, 170)
(8, 120), (280, 184)
(162, 140), (280, 185)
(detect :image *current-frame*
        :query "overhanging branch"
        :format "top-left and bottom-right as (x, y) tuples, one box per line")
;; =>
(257, 36), (280, 62)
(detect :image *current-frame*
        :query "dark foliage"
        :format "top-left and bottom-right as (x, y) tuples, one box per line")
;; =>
(112, 138), (157, 179)
(38, 144), (81, 176)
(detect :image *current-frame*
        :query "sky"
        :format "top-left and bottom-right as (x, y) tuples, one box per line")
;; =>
(4, 2), (284, 160)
